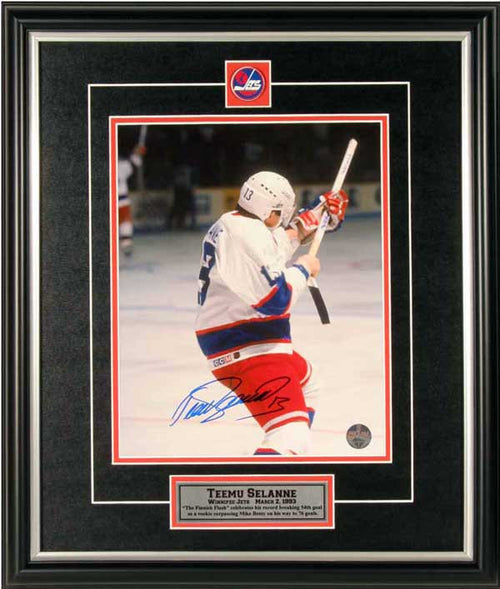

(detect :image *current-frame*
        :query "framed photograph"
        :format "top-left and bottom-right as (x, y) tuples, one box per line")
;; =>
(2, 2), (499, 587)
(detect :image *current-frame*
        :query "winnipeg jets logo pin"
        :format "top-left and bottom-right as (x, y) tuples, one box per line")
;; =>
(231, 66), (265, 100)
(225, 61), (271, 108)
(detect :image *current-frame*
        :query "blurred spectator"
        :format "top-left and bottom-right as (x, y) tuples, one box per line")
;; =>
(167, 165), (197, 230)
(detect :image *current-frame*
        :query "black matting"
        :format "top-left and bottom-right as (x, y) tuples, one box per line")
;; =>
(39, 40), (461, 553)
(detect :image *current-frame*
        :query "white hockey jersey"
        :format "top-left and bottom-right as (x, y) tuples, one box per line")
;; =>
(195, 211), (310, 368)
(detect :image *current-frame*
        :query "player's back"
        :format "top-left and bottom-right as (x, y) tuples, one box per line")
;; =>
(196, 211), (271, 331)
(195, 210), (309, 365)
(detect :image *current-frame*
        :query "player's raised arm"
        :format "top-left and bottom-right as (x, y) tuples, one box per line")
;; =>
(217, 223), (317, 316)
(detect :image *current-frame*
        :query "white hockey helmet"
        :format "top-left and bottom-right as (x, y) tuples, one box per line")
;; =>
(238, 171), (296, 227)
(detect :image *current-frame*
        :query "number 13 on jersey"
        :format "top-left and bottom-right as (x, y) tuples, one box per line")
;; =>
(197, 223), (223, 306)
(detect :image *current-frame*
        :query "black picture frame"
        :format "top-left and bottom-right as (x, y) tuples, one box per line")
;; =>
(2, 2), (499, 588)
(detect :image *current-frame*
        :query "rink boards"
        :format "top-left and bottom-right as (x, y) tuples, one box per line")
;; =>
(130, 182), (381, 231)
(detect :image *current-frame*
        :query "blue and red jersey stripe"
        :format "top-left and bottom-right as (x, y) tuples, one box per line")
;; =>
(196, 315), (291, 358)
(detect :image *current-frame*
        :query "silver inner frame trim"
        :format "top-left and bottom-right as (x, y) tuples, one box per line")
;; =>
(29, 30), (473, 563)
(29, 31), (42, 560)
(29, 31), (469, 42)
(461, 29), (475, 561)
(31, 550), (473, 563)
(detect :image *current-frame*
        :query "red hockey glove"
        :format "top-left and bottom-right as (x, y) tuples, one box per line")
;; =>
(322, 189), (349, 223)
(290, 189), (349, 244)
(292, 209), (320, 239)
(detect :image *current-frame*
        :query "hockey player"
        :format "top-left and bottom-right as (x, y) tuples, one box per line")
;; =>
(195, 171), (349, 455)
(117, 145), (145, 256)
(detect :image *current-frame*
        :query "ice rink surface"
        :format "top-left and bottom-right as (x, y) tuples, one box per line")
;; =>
(117, 216), (387, 460)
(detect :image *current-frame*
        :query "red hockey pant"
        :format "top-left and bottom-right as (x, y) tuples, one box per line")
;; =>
(212, 351), (313, 433)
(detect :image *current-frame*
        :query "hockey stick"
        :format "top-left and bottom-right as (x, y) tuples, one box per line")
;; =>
(138, 124), (148, 148)
(307, 138), (358, 324)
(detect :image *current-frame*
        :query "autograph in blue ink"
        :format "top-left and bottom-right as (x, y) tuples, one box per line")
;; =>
(170, 376), (291, 426)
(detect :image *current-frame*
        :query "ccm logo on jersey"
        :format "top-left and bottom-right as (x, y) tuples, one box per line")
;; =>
(225, 61), (272, 108)
(212, 354), (233, 368)
(211, 352), (241, 368)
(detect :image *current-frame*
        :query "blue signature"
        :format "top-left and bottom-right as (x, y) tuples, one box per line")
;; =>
(170, 376), (291, 426)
